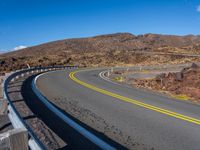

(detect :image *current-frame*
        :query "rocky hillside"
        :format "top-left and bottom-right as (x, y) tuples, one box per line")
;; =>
(132, 63), (200, 103)
(1, 33), (200, 72)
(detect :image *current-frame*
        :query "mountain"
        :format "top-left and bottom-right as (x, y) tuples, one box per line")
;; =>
(1, 33), (200, 72)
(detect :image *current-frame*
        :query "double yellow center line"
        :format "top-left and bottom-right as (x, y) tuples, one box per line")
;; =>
(69, 70), (200, 125)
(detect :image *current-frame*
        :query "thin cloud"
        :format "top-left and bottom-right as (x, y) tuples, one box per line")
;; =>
(197, 5), (200, 12)
(13, 45), (27, 51)
(0, 49), (7, 54)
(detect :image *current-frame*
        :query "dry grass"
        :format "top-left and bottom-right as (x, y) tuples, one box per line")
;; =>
(1, 33), (200, 72)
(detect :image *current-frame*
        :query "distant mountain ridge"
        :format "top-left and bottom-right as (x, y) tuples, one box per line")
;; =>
(1, 33), (200, 58)
(1, 33), (200, 72)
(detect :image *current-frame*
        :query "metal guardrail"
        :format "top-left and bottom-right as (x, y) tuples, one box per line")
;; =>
(32, 72), (116, 150)
(3, 65), (77, 150)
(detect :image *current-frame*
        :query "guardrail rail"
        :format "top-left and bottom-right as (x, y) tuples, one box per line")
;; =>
(3, 66), (76, 150)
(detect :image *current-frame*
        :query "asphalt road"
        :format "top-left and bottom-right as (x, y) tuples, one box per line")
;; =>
(36, 68), (200, 150)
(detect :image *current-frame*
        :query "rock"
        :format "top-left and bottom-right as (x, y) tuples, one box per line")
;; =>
(11, 57), (17, 62)
(155, 73), (165, 81)
(175, 72), (183, 81)
(191, 63), (199, 69)
(0, 60), (5, 66)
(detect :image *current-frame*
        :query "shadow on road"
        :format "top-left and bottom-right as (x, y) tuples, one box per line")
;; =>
(21, 74), (128, 150)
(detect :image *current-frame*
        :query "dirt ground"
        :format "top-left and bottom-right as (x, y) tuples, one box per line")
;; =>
(0, 75), (13, 134)
(7, 74), (67, 149)
(0, 76), (4, 97)
(131, 63), (200, 103)
(111, 63), (200, 104)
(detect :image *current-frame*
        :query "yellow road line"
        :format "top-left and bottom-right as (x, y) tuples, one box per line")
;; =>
(69, 70), (200, 125)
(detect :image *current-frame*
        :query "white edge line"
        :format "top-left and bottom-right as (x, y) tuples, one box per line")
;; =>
(32, 71), (116, 150)
(99, 71), (122, 86)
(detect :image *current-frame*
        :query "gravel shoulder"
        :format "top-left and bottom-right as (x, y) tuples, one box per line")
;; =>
(6, 73), (67, 149)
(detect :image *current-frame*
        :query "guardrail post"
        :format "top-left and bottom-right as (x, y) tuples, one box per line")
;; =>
(107, 70), (110, 77)
(0, 99), (8, 115)
(111, 67), (113, 73)
(0, 128), (28, 150)
(21, 73), (24, 78)
(15, 76), (19, 80)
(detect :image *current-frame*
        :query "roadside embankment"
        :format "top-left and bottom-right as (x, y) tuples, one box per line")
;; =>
(0, 73), (13, 134)
(109, 63), (200, 103)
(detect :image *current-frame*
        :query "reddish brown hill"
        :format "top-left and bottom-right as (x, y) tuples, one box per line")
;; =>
(1, 33), (200, 72)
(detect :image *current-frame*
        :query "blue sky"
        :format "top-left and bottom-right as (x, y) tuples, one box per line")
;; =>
(0, 0), (200, 52)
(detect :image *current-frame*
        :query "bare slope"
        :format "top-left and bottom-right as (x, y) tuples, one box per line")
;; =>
(132, 63), (200, 103)
(1, 33), (200, 72)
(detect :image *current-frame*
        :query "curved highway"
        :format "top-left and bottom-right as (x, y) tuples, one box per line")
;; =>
(35, 68), (200, 150)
